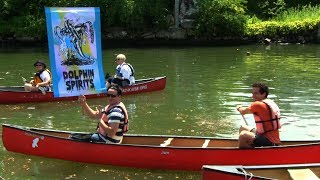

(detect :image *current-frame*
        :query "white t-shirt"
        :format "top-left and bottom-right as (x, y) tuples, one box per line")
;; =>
(117, 63), (135, 85)
(40, 70), (51, 84)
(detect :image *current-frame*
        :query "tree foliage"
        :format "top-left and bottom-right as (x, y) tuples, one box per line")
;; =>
(0, 0), (172, 39)
(0, 0), (320, 41)
(247, 0), (286, 20)
(195, 0), (247, 38)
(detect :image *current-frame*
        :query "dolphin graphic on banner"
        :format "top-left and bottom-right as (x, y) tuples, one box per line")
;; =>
(45, 7), (106, 97)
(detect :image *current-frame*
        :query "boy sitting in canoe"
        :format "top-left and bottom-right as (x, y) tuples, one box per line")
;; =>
(24, 60), (52, 95)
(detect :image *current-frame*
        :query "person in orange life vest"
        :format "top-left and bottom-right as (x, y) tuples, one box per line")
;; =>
(236, 82), (281, 148)
(78, 84), (129, 144)
(106, 54), (135, 88)
(24, 60), (51, 94)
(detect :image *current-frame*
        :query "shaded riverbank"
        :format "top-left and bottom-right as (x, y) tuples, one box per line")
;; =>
(0, 38), (254, 49)
(1, 31), (319, 49)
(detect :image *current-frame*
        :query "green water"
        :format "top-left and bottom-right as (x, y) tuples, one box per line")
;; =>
(1, 44), (320, 179)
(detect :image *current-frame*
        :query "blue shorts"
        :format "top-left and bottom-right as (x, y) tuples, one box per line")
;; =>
(91, 133), (121, 144)
(70, 133), (118, 143)
(90, 133), (107, 143)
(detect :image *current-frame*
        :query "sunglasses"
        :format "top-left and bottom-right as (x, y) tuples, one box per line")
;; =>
(35, 64), (42, 66)
(106, 94), (117, 98)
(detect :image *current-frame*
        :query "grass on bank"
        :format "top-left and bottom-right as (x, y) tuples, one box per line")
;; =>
(245, 5), (320, 36)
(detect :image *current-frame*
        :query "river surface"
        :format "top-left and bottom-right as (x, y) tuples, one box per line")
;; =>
(0, 44), (320, 179)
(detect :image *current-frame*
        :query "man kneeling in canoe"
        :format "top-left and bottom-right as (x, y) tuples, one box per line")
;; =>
(236, 82), (281, 148)
(77, 84), (129, 143)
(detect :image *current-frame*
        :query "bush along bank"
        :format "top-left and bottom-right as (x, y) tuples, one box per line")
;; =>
(245, 20), (320, 44)
(1, 1), (320, 46)
(244, 4), (320, 44)
(101, 1), (320, 45)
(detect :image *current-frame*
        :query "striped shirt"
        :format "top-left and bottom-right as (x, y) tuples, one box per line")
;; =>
(99, 106), (125, 143)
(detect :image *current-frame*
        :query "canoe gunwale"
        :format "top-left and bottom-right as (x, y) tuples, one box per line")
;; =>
(203, 163), (320, 171)
(202, 164), (320, 180)
(0, 76), (166, 104)
(0, 76), (166, 92)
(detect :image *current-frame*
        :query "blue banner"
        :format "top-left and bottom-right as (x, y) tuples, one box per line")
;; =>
(45, 7), (106, 97)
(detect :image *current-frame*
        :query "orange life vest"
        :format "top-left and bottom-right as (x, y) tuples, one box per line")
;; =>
(33, 69), (52, 85)
(254, 99), (281, 134)
(98, 102), (129, 137)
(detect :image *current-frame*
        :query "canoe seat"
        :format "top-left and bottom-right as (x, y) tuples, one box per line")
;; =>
(202, 139), (210, 148)
(288, 168), (319, 180)
(160, 138), (174, 147)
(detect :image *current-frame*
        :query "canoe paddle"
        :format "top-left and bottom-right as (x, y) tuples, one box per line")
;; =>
(237, 105), (248, 125)
(241, 114), (248, 125)
(22, 77), (28, 84)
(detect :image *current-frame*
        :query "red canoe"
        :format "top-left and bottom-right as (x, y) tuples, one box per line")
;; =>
(2, 124), (320, 171)
(202, 163), (320, 180)
(0, 76), (166, 104)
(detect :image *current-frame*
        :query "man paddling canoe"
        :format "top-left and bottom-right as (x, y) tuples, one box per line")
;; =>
(237, 82), (281, 148)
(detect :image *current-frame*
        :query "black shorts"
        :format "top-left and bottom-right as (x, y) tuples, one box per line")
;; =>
(252, 134), (279, 147)
(108, 77), (129, 87)
(38, 86), (50, 91)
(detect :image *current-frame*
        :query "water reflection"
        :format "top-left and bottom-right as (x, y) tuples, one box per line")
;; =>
(1, 44), (320, 178)
(2, 154), (199, 179)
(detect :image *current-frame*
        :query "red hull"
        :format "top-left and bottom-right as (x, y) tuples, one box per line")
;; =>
(2, 124), (320, 171)
(0, 76), (166, 104)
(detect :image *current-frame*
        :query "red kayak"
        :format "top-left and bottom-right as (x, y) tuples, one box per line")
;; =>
(202, 163), (320, 180)
(2, 124), (320, 171)
(0, 76), (166, 104)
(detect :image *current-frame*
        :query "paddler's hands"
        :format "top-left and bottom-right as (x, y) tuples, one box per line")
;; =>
(236, 105), (243, 113)
(236, 105), (250, 115)
(96, 105), (103, 115)
(78, 95), (86, 105)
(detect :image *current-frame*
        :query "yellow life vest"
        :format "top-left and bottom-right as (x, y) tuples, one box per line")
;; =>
(33, 69), (52, 85)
